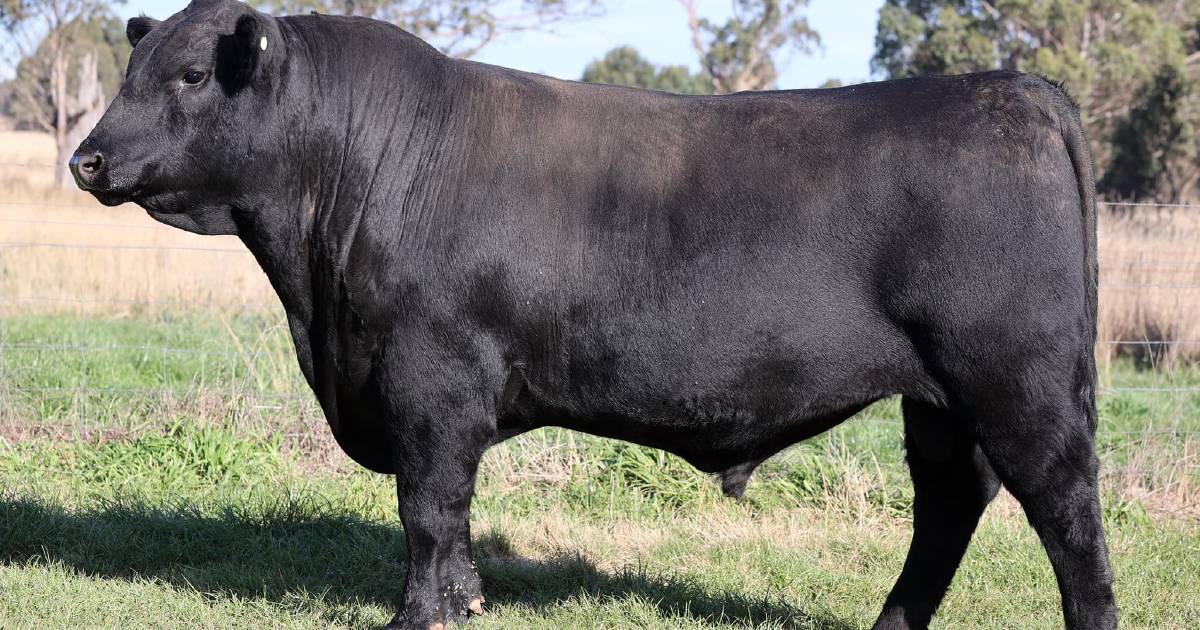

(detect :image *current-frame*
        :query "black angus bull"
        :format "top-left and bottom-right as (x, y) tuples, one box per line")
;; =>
(69, 1), (1117, 628)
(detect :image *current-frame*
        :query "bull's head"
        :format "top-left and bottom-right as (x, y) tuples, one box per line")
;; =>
(70, 0), (284, 234)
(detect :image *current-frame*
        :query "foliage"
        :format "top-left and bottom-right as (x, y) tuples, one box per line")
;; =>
(0, 0), (118, 73)
(872, 1), (1185, 80)
(0, 0), (31, 29)
(1103, 64), (1200, 201)
(682, 0), (820, 92)
(582, 1), (821, 95)
(249, 0), (603, 58)
(581, 45), (712, 94)
(0, 0), (121, 186)
(872, 0), (1200, 201)
(3, 15), (127, 132)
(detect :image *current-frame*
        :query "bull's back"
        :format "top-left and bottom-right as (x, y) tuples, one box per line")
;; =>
(467, 68), (1082, 281)
(466, 69), (1086, 335)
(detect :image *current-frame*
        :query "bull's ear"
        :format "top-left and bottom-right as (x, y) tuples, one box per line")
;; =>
(126, 16), (160, 48)
(216, 14), (264, 91)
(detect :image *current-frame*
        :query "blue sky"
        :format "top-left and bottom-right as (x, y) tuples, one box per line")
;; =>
(114, 0), (884, 89)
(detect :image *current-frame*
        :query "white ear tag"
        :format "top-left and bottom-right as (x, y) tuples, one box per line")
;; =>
(259, 36), (268, 51)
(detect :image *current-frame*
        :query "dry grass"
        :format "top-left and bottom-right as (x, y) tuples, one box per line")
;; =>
(0, 132), (276, 316)
(1113, 434), (1200, 518)
(1099, 208), (1200, 364)
(0, 130), (58, 190)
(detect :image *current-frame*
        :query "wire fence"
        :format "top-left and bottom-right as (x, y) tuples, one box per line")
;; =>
(2, 163), (1200, 441)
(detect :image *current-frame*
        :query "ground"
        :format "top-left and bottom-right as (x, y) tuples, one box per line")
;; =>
(1, 314), (1198, 629)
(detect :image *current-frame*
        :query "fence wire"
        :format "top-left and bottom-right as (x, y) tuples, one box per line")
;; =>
(3, 164), (1200, 439)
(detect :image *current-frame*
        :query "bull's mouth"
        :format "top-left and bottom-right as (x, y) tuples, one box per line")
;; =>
(87, 184), (162, 209)
(78, 178), (145, 207)
(91, 190), (135, 207)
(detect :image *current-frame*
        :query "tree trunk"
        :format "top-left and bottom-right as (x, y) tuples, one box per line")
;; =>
(53, 49), (105, 190)
(64, 51), (104, 182)
(51, 44), (71, 189)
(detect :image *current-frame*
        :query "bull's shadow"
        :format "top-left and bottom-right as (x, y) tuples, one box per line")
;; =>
(0, 495), (853, 629)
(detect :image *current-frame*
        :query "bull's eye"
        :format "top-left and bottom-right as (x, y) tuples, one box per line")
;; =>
(182, 70), (207, 86)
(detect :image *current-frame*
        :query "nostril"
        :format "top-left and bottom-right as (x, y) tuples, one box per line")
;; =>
(68, 148), (107, 190)
(81, 152), (104, 174)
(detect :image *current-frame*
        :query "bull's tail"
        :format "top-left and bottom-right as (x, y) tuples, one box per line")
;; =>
(1057, 96), (1098, 343)
(1045, 80), (1099, 429)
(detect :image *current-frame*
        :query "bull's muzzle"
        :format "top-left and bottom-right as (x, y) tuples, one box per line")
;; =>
(68, 145), (106, 191)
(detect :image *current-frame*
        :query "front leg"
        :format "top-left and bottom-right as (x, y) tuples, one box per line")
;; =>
(385, 408), (490, 630)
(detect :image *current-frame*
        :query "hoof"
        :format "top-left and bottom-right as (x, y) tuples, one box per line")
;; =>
(468, 598), (484, 615)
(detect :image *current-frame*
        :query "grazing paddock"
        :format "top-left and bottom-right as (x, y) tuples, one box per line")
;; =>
(1, 131), (1197, 628)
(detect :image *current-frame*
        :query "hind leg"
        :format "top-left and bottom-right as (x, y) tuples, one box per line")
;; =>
(975, 389), (1117, 629)
(873, 398), (1000, 630)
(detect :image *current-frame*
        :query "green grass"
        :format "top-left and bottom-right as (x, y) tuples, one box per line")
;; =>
(1, 314), (1198, 628)
(0, 313), (315, 435)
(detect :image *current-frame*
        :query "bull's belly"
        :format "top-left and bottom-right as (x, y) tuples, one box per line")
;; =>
(513, 385), (883, 473)
(503, 324), (927, 472)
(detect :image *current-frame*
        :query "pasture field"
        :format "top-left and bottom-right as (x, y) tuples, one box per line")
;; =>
(0, 318), (1198, 629)
(2, 131), (1199, 628)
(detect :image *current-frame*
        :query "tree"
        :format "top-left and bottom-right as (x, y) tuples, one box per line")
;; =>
(5, 16), (127, 129)
(872, 1), (1188, 93)
(1103, 64), (1200, 201)
(581, 46), (712, 94)
(251, 0), (604, 58)
(871, 0), (1200, 200)
(873, 1), (998, 78)
(680, 0), (820, 93)
(1, 0), (122, 187)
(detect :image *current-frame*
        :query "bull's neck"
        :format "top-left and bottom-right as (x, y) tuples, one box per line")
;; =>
(236, 16), (463, 331)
